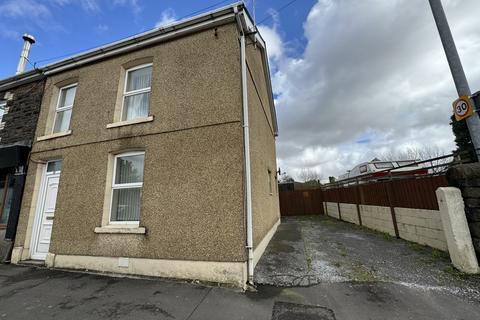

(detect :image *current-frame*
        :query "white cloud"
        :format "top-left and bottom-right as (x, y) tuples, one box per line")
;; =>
(53, 0), (100, 13)
(0, 0), (65, 34)
(258, 25), (283, 62)
(0, 0), (50, 18)
(113, 0), (142, 16)
(265, 0), (480, 181)
(96, 24), (109, 33)
(155, 8), (177, 28)
(0, 27), (20, 40)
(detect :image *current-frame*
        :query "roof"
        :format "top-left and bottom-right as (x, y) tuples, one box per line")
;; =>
(0, 2), (243, 89)
(0, 1), (278, 135)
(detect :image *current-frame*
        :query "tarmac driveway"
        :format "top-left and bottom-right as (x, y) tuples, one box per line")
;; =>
(0, 215), (480, 319)
(255, 216), (480, 297)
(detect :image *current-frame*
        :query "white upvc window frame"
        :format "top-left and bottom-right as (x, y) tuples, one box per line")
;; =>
(52, 83), (77, 134)
(0, 100), (6, 123)
(120, 63), (152, 121)
(109, 151), (145, 225)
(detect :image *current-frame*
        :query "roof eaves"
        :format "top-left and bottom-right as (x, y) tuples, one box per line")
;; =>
(0, 2), (245, 85)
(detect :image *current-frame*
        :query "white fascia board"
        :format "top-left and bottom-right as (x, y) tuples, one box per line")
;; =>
(239, 8), (278, 136)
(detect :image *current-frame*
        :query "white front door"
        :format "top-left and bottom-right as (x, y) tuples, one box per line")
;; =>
(31, 161), (61, 260)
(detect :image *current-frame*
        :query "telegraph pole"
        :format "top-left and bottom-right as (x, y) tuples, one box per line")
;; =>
(429, 0), (480, 160)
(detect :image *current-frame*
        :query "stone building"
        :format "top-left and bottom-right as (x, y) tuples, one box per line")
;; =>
(0, 68), (45, 262)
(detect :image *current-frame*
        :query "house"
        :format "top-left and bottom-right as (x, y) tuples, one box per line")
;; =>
(0, 35), (45, 263)
(7, 3), (280, 287)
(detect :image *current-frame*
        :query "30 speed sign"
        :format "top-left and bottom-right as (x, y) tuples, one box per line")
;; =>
(452, 96), (474, 121)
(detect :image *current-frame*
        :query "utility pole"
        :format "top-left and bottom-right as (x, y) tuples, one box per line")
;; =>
(429, 0), (480, 160)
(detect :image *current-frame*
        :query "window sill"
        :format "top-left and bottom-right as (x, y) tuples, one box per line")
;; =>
(37, 130), (72, 141)
(106, 116), (154, 129)
(94, 226), (146, 234)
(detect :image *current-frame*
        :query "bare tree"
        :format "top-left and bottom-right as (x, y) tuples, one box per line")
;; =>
(380, 145), (452, 173)
(279, 172), (294, 183)
(298, 168), (322, 184)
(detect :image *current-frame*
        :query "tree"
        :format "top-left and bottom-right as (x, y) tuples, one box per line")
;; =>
(380, 145), (451, 173)
(279, 172), (294, 183)
(298, 168), (321, 183)
(450, 114), (477, 162)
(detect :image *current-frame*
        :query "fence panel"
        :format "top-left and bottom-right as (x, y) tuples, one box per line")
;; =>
(279, 189), (324, 216)
(279, 175), (448, 216)
(322, 175), (448, 210)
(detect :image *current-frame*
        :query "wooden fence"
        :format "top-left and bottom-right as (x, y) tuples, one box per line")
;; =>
(279, 175), (448, 216)
(279, 189), (324, 216)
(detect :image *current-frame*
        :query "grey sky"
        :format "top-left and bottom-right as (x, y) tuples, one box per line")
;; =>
(260, 0), (480, 181)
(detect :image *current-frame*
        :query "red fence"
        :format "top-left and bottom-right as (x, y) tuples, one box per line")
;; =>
(279, 175), (448, 216)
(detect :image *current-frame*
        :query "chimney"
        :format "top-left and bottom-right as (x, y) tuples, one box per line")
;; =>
(16, 34), (36, 75)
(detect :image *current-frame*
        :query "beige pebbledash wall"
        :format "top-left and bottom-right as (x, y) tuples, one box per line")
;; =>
(324, 202), (448, 251)
(14, 22), (251, 267)
(245, 40), (280, 248)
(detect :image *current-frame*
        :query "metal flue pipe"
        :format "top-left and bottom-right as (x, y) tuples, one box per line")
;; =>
(16, 34), (36, 75)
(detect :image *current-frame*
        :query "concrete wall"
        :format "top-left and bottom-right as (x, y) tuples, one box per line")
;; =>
(14, 22), (251, 263)
(339, 203), (359, 225)
(325, 202), (339, 219)
(396, 208), (447, 251)
(324, 202), (447, 251)
(246, 39), (280, 247)
(360, 205), (396, 237)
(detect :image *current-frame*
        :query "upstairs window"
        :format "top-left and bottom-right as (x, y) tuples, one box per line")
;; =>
(53, 84), (77, 133)
(110, 152), (145, 223)
(122, 64), (152, 121)
(0, 100), (6, 123)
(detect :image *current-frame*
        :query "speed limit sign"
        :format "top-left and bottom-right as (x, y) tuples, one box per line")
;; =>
(452, 96), (474, 121)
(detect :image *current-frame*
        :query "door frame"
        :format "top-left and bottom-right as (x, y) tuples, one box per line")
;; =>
(29, 161), (61, 260)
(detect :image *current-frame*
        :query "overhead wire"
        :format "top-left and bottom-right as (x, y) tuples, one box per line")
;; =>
(257, 0), (300, 24)
(32, 0), (237, 66)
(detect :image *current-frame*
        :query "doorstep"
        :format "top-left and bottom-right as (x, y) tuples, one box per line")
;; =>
(17, 260), (46, 267)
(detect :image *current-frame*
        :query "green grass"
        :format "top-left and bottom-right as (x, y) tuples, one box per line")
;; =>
(442, 265), (480, 281)
(306, 256), (313, 271)
(431, 249), (449, 260)
(346, 262), (377, 282)
(381, 232), (394, 241)
(408, 242), (426, 252)
(336, 242), (348, 257)
(442, 265), (457, 276)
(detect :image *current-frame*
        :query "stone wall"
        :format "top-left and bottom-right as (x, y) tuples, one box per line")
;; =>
(447, 163), (480, 256)
(0, 79), (45, 146)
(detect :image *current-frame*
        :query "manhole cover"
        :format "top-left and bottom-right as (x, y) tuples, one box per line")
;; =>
(272, 301), (335, 320)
